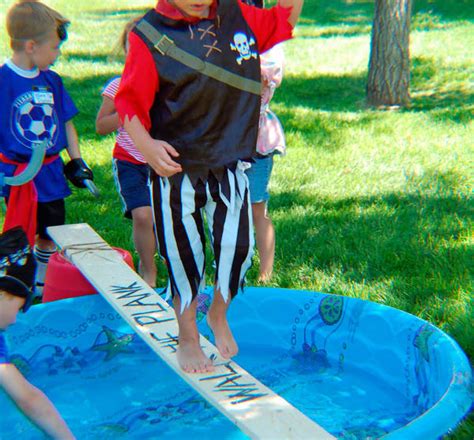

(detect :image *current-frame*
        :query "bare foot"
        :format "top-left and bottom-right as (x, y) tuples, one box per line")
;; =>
(173, 295), (214, 373)
(207, 311), (238, 359)
(257, 272), (272, 283)
(177, 337), (214, 373)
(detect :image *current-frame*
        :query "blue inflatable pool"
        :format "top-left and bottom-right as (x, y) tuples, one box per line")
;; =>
(1, 287), (472, 439)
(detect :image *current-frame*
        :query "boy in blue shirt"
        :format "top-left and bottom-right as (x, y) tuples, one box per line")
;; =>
(0, 0), (93, 296)
(0, 226), (75, 439)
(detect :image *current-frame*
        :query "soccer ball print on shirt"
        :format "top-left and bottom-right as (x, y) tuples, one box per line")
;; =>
(11, 91), (59, 149)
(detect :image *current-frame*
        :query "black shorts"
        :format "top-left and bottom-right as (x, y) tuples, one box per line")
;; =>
(37, 199), (65, 240)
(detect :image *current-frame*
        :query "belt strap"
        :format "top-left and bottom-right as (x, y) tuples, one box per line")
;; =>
(136, 19), (261, 96)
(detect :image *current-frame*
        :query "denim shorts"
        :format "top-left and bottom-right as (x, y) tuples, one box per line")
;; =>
(245, 154), (274, 204)
(112, 159), (151, 218)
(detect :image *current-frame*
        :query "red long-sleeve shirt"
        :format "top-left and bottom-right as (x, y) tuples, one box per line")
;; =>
(115, 0), (293, 130)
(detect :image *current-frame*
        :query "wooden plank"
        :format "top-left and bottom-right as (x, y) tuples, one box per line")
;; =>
(48, 223), (335, 440)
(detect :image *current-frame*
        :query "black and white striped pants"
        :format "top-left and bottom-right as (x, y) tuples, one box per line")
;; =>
(151, 165), (254, 312)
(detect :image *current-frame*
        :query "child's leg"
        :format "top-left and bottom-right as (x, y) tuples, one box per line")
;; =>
(245, 155), (274, 281)
(34, 237), (56, 297)
(113, 159), (157, 286)
(207, 286), (237, 359)
(151, 174), (211, 373)
(35, 200), (64, 297)
(172, 294), (214, 373)
(131, 206), (157, 287)
(252, 201), (275, 282)
(206, 167), (254, 359)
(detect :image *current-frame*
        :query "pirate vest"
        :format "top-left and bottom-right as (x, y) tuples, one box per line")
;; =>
(133, 0), (261, 180)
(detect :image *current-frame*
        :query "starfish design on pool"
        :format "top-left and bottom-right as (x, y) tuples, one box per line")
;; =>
(49, 346), (87, 374)
(91, 326), (135, 361)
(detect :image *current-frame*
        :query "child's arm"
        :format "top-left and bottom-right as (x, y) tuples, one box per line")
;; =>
(65, 121), (81, 160)
(117, 33), (180, 177)
(96, 96), (121, 135)
(278, 0), (304, 27)
(123, 115), (182, 177)
(0, 363), (75, 439)
(64, 121), (94, 188)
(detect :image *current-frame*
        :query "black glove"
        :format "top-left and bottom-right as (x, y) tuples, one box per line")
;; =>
(64, 158), (93, 188)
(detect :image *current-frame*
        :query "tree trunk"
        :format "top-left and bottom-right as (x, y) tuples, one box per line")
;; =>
(367, 0), (412, 107)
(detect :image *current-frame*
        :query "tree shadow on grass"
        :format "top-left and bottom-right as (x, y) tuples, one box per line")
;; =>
(413, 0), (474, 21)
(300, 0), (474, 28)
(269, 170), (472, 359)
(272, 60), (472, 124)
(274, 72), (368, 112)
(295, 0), (373, 39)
(299, 0), (374, 27)
(409, 57), (474, 124)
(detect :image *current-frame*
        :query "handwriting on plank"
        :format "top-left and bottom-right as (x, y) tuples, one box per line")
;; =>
(108, 282), (268, 405)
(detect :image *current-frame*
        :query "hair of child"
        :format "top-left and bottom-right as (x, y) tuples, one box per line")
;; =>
(119, 16), (142, 54)
(6, 0), (70, 51)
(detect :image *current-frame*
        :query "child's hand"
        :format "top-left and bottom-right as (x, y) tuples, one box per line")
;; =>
(122, 115), (182, 177)
(64, 158), (94, 188)
(145, 139), (182, 177)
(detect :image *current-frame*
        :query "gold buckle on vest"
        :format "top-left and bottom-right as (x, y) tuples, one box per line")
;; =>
(154, 34), (174, 56)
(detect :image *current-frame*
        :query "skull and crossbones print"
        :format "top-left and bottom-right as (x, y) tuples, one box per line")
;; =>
(230, 32), (257, 65)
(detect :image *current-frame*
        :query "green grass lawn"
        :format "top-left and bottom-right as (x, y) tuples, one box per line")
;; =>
(1, 0), (472, 437)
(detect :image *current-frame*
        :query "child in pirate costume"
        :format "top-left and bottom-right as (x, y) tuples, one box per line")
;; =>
(115, 0), (303, 373)
(0, 1), (94, 296)
(0, 227), (75, 439)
